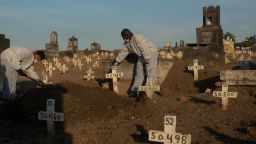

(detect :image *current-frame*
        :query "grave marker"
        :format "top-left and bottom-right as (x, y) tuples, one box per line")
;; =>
(139, 78), (160, 99)
(213, 82), (238, 110)
(61, 64), (69, 74)
(38, 99), (64, 136)
(84, 67), (95, 80)
(105, 66), (123, 94)
(46, 63), (56, 78)
(187, 59), (204, 81)
(149, 115), (191, 144)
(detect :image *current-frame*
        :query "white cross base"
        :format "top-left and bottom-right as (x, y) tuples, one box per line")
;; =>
(138, 78), (160, 99)
(105, 66), (123, 94)
(149, 115), (191, 144)
(187, 59), (204, 81)
(38, 99), (64, 136)
(213, 82), (238, 110)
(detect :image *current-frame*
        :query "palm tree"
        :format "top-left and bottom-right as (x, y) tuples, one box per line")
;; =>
(223, 32), (236, 42)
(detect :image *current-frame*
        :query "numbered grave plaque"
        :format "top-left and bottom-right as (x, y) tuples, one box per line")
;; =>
(149, 115), (191, 144)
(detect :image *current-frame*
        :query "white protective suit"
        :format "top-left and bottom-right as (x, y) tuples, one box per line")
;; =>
(1, 47), (39, 100)
(115, 34), (158, 92)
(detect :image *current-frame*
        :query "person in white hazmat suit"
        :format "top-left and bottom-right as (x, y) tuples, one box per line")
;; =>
(112, 28), (158, 100)
(0, 47), (45, 100)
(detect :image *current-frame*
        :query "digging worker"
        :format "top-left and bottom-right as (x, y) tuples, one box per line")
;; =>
(112, 28), (158, 99)
(0, 46), (45, 100)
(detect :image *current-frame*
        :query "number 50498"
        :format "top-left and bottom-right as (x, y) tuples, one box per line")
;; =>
(149, 130), (190, 144)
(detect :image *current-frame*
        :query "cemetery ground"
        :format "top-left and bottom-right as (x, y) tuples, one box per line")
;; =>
(0, 58), (256, 144)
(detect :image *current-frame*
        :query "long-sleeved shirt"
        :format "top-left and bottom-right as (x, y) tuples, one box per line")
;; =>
(116, 34), (157, 63)
(1, 47), (39, 80)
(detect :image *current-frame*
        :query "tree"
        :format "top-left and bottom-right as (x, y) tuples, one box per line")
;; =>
(223, 32), (236, 42)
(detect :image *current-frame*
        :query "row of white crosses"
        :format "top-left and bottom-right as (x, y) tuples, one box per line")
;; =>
(213, 82), (238, 110)
(159, 50), (183, 60)
(149, 115), (191, 144)
(38, 99), (64, 136)
(187, 59), (204, 81)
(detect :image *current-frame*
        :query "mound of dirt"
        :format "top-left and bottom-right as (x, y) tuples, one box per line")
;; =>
(161, 61), (197, 97)
(18, 82), (128, 122)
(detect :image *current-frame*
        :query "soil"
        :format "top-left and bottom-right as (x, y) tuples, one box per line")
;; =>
(0, 59), (256, 144)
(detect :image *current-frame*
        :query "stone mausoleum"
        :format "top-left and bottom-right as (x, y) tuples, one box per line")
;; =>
(183, 5), (224, 64)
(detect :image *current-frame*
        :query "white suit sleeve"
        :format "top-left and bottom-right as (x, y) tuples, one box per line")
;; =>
(115, 46), (129, 63)
(24, 66), (39, 80)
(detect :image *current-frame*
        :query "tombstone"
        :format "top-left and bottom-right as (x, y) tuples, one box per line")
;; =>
(42, 70), (49, 84)
(183, 5), (224, 64)
(139, 78), (160, 99)
(38, 99), (64, 136)
(67, 36), (78, 54)
(84, 67), (95, 80)
(91, 42), (101, 51)
(187, 59), (204, 81)
(46, 63), (56, 78)
(45, 31), (60, 57)
(105, 66), (123, 94)
(0, 34), (10, 53)
(149, 115), (191, 144)
(77, 60), (83, 71)
(61, 64), (69, 74)
(213, 82), (238, 110)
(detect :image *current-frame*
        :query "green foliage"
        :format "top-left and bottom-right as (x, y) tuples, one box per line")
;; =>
(223, 32), (236, 42)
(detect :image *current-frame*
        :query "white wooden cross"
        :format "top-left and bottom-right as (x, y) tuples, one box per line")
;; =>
(187, 59), (204, 81)
(46, 63), (56, 78)
(42, 60), (48, 68)
(149, 115), (191, 144)
(42, 70), (49, 84)
(38, 99), (64, 136)
(105, 66), (123, 94)
(77, 60), (83, 71)
(61, 64), (69, 74)
(139, 78), (160, 99)
(72, 58), (78, 68)
(53, 57), (58, 64)
(213, 82), (238, 110)
(84, 67), (95, 80)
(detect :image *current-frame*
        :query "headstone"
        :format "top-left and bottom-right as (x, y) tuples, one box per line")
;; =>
(139, 78), (160, 99)
(149, 115), (191, 144)
(213, 82), (238, 110)
(105, 66), (123, 94)
(84, 67), (95, 80)
(61, 64), (69, 74)
(77, 60), (83, 71)
(187, 59), (204, 81)
(46, 63), (56, 78)
(38, 99), (64, 136)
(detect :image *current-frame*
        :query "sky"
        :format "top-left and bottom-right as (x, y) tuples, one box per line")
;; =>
(0, 0), (255, 51)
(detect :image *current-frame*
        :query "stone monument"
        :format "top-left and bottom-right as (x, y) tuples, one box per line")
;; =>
(91, 42), (101, 51)
(45, 31), (60, 57)
(0, 34), (10, 53)
(183, 5), (224, 64)
(67, 36), (78, 53)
